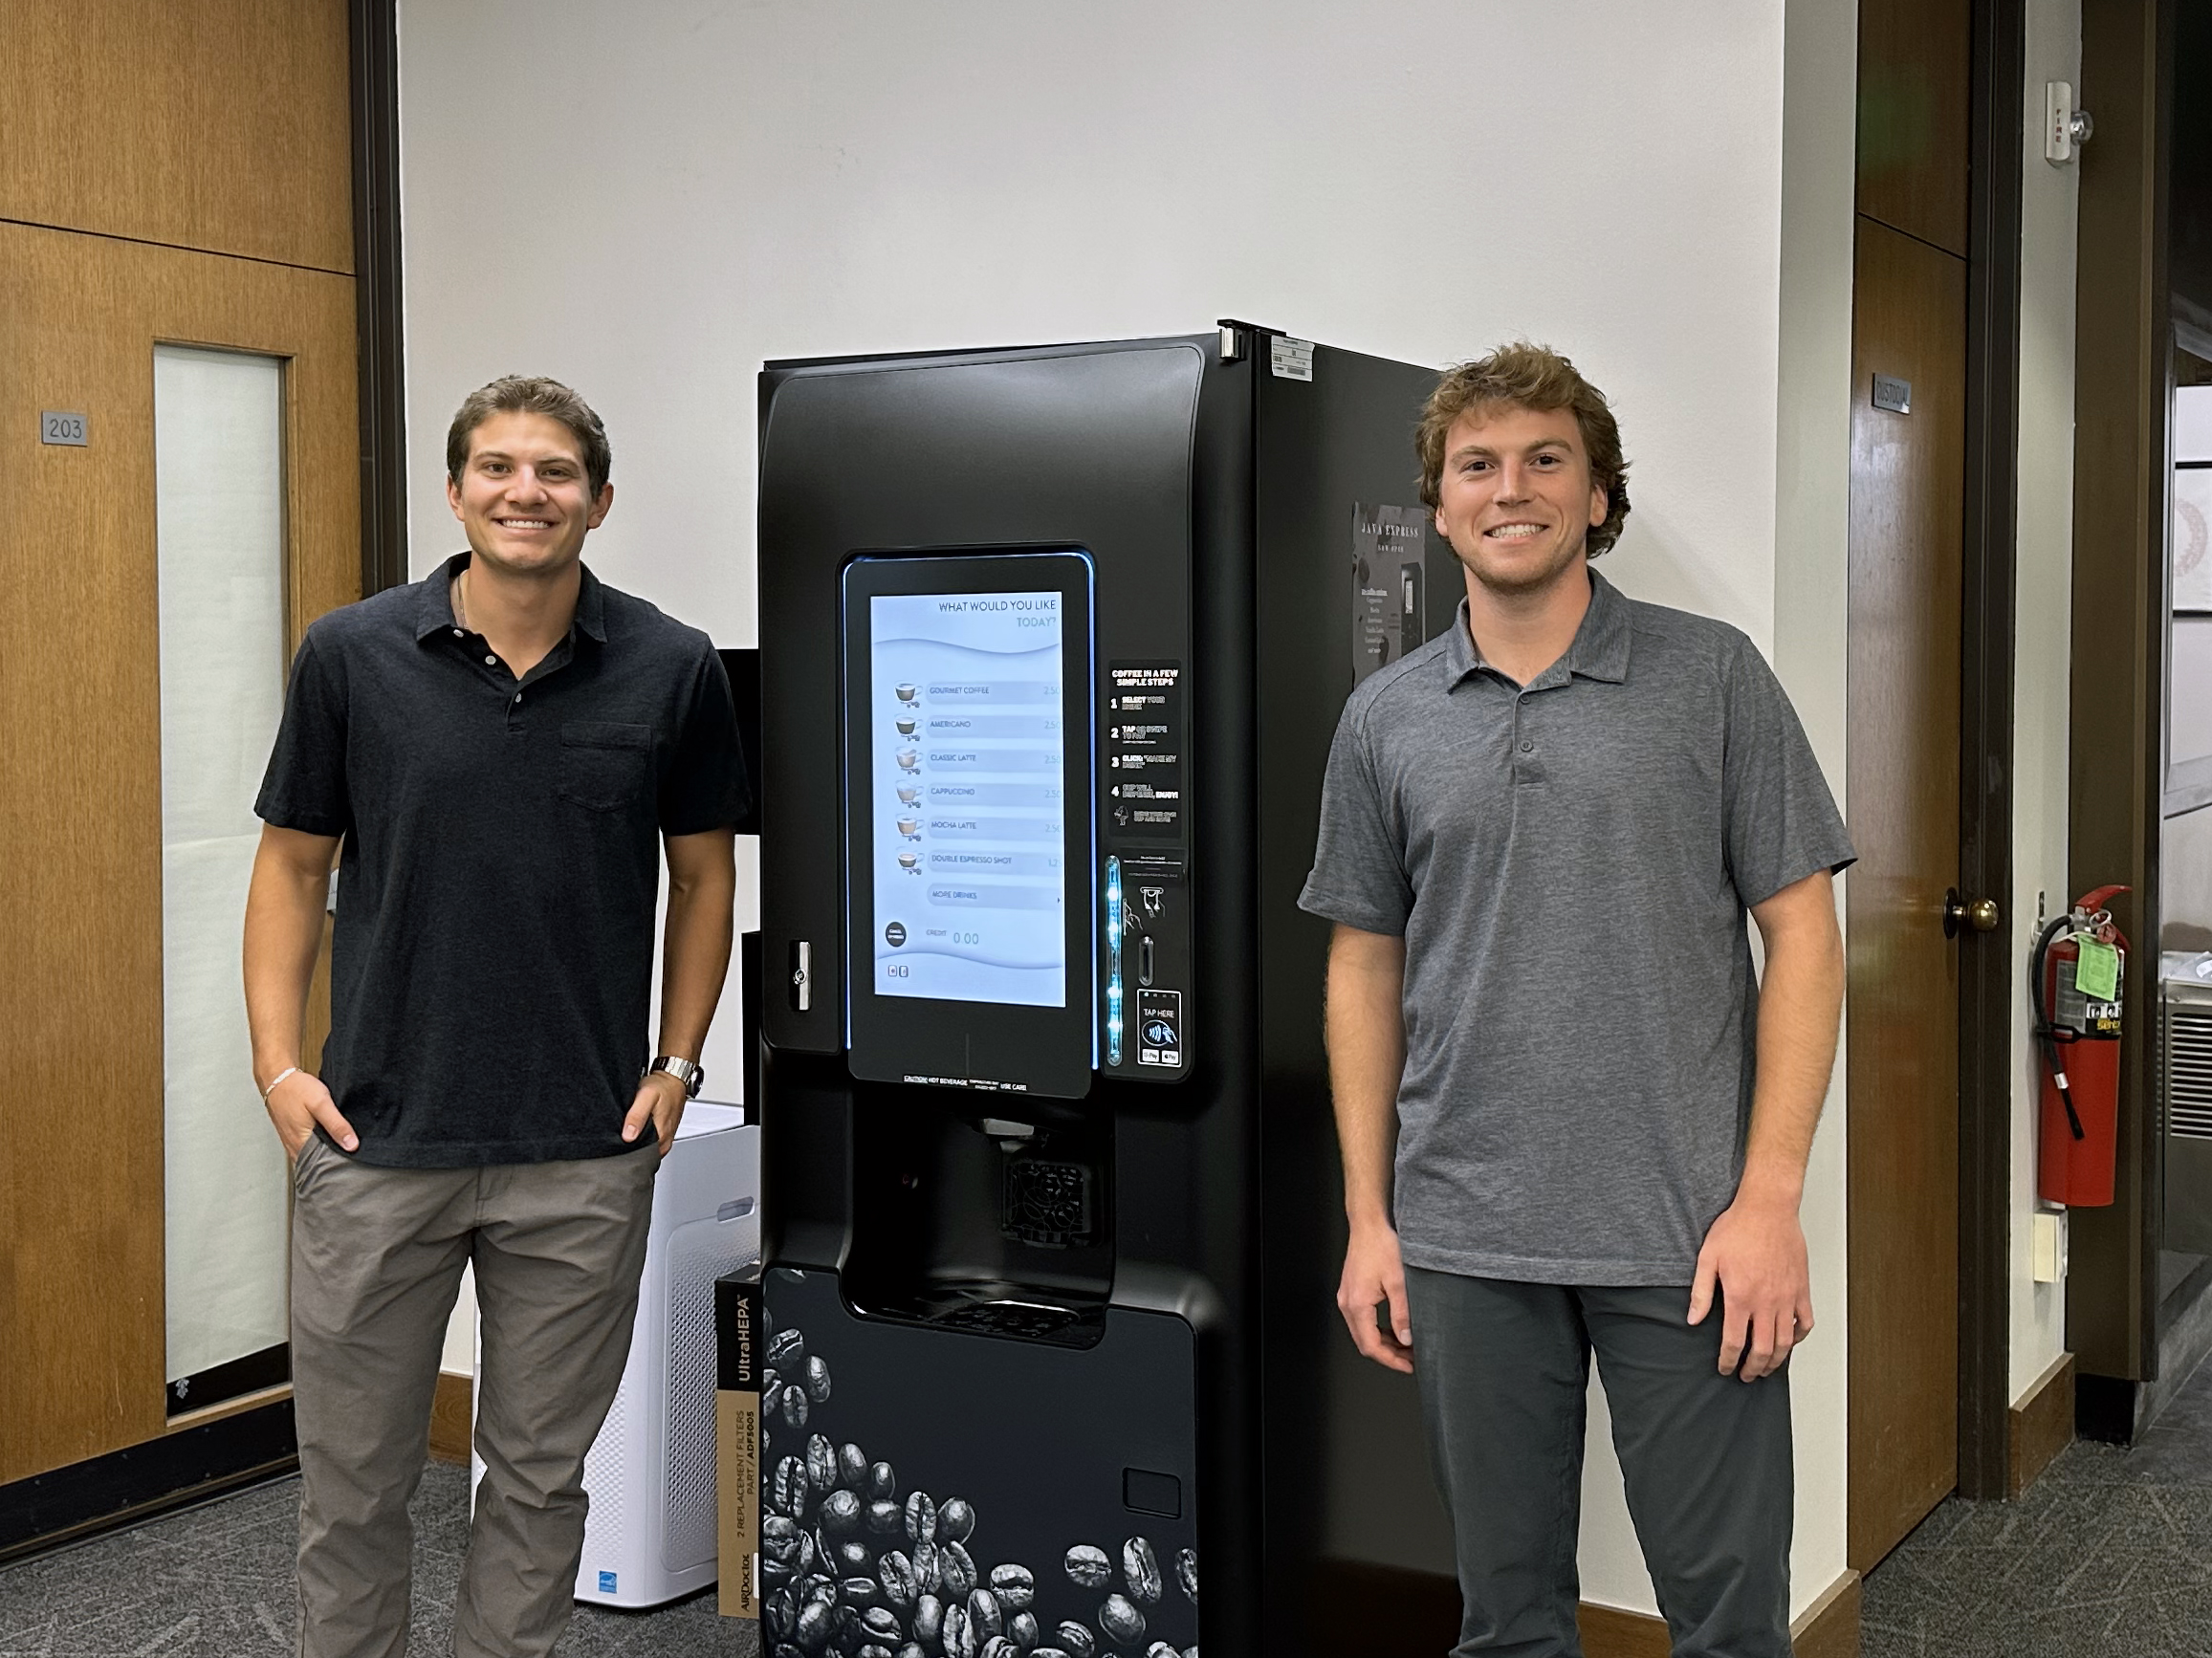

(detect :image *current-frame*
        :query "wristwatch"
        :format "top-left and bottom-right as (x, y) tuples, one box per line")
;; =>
(646, 1056), (705, 1099)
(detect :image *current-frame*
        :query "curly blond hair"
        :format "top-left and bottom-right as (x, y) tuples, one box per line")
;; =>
(1415, 342), (1631, 557)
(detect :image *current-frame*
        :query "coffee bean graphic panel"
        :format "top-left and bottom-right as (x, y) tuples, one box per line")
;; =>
(761, 1268), (1198, 1657)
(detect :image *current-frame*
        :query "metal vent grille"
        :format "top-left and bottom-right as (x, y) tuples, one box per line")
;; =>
(662, 1215), (759, 1574)
(2167, 1000), (2212, 1140)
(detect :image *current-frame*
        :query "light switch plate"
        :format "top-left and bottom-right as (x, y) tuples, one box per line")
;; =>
(2032, 1210), (2065, 1282)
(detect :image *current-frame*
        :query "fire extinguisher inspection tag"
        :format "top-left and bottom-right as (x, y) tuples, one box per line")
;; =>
(2076, 938), (2120, 1000)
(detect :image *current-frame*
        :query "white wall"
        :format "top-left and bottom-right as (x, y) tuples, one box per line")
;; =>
(399, 0), (1857, 1618)
(1769, 0), (1860, 1600)
(2010, 0), (2084, 1404)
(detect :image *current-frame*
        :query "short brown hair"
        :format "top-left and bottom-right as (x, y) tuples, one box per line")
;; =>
(1415, 342), (1631, 557)
(446, 375), (612, 496)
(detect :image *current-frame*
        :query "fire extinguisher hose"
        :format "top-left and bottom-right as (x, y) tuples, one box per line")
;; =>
(2031, 912), (2087, 1141)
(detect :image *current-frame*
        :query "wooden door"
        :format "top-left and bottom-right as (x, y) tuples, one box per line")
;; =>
(0, 0), (353, 272)
(1845, 216), (1968, 1569)
(0, 222), (359, 1483)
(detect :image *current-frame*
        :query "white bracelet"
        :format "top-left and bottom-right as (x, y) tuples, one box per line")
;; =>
(262, 1065), (299, 1099)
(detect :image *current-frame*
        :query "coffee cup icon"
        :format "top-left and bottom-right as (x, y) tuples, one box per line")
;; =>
(896, 786), (920, 804)
(897, 852), (920, 870)
(896, 818), (920, 838)
(895, 717), (917, 736)
(895, 683), (918, 703)
(896, 749), (920, 771)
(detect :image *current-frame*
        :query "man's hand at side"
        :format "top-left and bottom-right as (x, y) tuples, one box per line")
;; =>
(626, 827), (738, 1160)
(623, 1070), (690, 1158)
(1339, 1218), (1415, 1374)
(1325, 924), (1414, 1372)
(1689, 1193), (1811, 1382)
(1690, 867), (1844, 1381)
(266, 1068), (357, 1160)
(244, 824), (354, 1161)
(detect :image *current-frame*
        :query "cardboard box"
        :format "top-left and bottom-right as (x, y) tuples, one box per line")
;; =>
(714, 1269), (763, 1620)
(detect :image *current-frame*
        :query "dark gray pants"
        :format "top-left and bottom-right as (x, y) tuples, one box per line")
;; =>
(1403, 1268), (1792, 1658)
(289, 1136), (658, 1658)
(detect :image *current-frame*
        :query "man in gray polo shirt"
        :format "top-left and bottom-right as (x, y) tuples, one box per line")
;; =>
(1302, 342), (1851, 1657)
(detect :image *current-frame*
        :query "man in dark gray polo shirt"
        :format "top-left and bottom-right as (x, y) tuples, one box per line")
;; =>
(1302, 343), (1851, 1657)
(243, 377), (746, 1658)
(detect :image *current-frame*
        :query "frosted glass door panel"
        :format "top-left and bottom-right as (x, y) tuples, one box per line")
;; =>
(2176, 384), (2212, 464)
(156, 345), (290, 1385)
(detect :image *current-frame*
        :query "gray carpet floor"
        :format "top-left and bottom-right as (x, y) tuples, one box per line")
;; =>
(18, 1378), (2212, 1658)
(1862, 1356), (2212, 1657)
(0, 1460), (760, 1657)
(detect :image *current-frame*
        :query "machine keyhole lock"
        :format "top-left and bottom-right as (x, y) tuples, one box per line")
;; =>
(1943, 888), (2002, 938)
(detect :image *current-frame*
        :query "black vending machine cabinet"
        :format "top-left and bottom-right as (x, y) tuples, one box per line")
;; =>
(750, 327), (1460, 1657)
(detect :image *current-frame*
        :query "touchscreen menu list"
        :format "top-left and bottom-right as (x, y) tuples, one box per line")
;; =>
(868, 591), (1067, 1009)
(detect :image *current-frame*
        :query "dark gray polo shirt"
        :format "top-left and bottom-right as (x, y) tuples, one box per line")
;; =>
(256, 553), (749, 1168)
(1299, 570), (1853, 1284)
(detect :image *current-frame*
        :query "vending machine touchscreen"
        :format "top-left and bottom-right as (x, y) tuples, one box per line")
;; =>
(841, 551), (1096, 1099)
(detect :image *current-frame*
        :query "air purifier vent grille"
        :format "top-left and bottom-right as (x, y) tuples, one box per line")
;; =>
(663, 1216), (759, 1573)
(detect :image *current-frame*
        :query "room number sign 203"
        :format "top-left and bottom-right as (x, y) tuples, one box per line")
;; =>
(40, 410), (88, 447)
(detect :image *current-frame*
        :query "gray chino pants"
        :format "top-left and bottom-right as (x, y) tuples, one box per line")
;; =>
(1402, 1268), (1794, 1658)
(289, 1135), (659, 1658)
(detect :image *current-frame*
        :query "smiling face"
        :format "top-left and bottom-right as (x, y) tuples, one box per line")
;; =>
(1431, 403), (1610, 599)
(445, 410), (612, 578)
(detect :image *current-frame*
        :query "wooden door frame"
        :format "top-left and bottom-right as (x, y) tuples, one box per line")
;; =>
(351, 0), (407, 599)
(1953, 0), (2027, 1501)
(2065, 0), (2177, 1400)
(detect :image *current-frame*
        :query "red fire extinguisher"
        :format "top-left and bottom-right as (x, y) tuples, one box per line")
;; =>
(2034, 884), (2129, 1207)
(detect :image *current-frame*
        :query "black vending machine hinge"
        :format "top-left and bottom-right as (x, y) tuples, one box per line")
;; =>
(1216, 317), (1283, 364)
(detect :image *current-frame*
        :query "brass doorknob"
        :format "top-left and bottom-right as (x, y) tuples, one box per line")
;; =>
(1943, 888), (2002, 937)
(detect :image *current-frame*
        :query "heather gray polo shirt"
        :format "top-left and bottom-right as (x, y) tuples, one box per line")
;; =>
(1299, 570), (1853, 1285)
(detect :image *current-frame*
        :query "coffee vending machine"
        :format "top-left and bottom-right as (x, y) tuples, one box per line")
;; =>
(751, 326), (1460, 1656)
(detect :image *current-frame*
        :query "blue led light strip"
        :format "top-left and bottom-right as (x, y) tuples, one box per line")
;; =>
(1105, 856), (1124, 1067)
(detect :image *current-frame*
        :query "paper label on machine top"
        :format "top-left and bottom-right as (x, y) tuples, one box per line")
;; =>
(1269, 335), (1315, 381)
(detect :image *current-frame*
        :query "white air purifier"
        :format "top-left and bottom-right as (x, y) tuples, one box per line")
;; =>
(471, 1103), (759, 1608)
